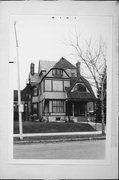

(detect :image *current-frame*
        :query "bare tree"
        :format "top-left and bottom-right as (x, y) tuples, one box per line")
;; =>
(66, 31), (106, 135)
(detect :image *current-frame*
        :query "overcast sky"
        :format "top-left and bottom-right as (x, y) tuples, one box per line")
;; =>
(9, 15), (112, 91)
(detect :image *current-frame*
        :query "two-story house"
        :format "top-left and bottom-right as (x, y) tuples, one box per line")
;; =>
(28, 57), (96, 122)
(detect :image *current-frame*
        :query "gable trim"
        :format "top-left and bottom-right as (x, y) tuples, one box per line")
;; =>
(68, 76), (93, 95)
(39, 67), (70, 85)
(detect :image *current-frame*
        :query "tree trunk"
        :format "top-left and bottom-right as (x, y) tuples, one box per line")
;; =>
(101, 98), (105, 135)
(101, 81), (105, 135)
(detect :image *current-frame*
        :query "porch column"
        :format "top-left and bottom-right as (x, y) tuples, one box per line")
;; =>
(72, 102), (74, 117)
(85, 103), (87, 117)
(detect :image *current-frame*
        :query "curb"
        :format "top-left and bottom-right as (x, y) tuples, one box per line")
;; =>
(13, 131), (102, 137)
(14, 136), (106, 144)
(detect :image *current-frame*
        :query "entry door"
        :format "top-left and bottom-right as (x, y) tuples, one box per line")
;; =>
(75, 102), (85, 116)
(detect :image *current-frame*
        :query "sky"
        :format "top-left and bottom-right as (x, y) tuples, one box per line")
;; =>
(9, 15), (112, 92)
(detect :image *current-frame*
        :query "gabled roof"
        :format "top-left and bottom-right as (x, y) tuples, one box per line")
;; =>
(21, 84), (34, 101)
(38, 60), (56, 74)
(53, 57), (76, 70)
(29, 73), (40, 86)
(69, 76), (95, 95)
(14, 84), (35, 102)
(65, 75), (96, 100)
(67, 91), (96, 101)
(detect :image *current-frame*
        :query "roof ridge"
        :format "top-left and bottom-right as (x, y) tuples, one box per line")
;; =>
(53, 57), (76, 69)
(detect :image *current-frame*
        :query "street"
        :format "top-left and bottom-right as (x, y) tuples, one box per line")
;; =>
(14, 140), (105, 159)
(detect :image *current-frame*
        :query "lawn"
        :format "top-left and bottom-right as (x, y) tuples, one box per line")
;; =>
(14, 121), (96, 134)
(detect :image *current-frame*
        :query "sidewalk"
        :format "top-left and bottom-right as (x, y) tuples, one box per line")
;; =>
(14, 131), (106, 144)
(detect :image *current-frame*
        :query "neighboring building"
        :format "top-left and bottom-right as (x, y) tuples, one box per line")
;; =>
(14, 90), (19, 121)
(14, 84), (35, 121)
(14, 57), (96, 122)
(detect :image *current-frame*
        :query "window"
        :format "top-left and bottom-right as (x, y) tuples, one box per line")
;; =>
(71, 72), (75, 77)
(32, 103), (38, 114)
(52, 69), (63, 76)
(77, 84), (87, 92)
(52, 100), (64, 113)
(33, 103), (37, 109)
(34, 87), (38, 96)
(64, 80), (70, 89)
(45, 80), (51, 91)
(53, 80), (63, 91)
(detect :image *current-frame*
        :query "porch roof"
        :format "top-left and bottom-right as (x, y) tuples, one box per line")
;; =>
(67, 91), (96, 102)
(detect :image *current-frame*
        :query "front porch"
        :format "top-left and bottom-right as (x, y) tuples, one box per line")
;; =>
(66, 100), (94, 122)
(39, 99), (95, 122)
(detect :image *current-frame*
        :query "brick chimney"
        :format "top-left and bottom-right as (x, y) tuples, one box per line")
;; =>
(30, 63), (35, 75)
(76, 61), (81, 77)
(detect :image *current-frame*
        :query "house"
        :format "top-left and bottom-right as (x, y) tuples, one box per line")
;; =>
(28, 57), (96, 122)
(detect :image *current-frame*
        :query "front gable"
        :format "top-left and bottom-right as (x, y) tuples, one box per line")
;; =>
(71, 82), (90, 93)
(45, 68), (69, 79)
(69, 77), (91, 93)
(66, 76), (96, 101)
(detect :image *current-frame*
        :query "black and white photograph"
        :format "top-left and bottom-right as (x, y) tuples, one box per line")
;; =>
(0, 1), (118, 179)
(10, 15), (109, 160)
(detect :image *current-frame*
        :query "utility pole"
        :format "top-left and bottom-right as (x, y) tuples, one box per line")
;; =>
(14, 21), (23, 140)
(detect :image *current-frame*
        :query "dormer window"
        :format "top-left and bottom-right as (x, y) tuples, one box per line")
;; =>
(52, 69), (63, 76)
(77, 84), (86, 92)
(72, 83), (87, 92)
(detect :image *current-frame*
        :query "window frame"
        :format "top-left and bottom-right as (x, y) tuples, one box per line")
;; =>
(52, 68), (63, 76)
(52, 80), (63, 92)
(44, 79), (52, 92)
(76, 83), (87, 92)
(34, 87), (38, 96)
(32, 103), (38, 114)
(52, 100), (65, 113)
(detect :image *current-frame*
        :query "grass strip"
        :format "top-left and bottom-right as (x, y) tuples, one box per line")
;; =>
(14, 121), (96, 134)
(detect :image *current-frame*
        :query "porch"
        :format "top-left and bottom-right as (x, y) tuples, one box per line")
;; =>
(66, 100), (94, 122)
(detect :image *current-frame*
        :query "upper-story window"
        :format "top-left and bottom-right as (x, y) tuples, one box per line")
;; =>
(45, 80), (51, 91)
(52, 69), (63, 76)
(53, 80), (63, 91)
(34, 87), (38, 96)
(71, 72), (75, 77)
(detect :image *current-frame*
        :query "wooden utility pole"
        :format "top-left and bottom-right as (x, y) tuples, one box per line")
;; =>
(14, 21), (23, 140)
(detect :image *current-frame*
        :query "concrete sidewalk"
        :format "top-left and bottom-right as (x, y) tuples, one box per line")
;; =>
(14, 130), (102, 138)
(13, 130), (106, 144)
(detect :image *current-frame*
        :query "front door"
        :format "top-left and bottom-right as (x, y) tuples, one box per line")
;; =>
(66, 101), (86, 116)
(74, 102), (86, 116)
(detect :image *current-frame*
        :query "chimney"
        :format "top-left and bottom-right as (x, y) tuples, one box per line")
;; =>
(30, 63), (35, 75)
(76, 61), (81, 77)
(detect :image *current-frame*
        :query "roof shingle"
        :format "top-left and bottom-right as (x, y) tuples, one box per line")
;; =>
(38, 60), (56, 74)
(67, 91), (96, 101)
(53, 57), (76, 70)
